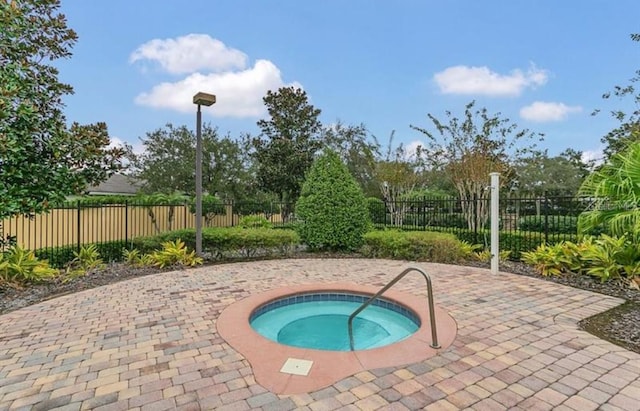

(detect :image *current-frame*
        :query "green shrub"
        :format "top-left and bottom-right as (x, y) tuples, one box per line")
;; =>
(402, 213), (467, 229)
(35, 246), (77, 269)
(430, 213), (468, 229)
(473, 249), (512, 263)
(223, 228), (298, 257)
(189, 195), (226, 223)
(238, 215), (272, 229)
(59, 195), (133, 207)
(520, 235), (640, 282)
(459, 241), (483, 259)
(233, 201), (280, 216)
(418, 225), (576, 260)
(581, 235), (640, 282)
(132, 227), (300, 260)
(367, 197), (386, 224)
(273, 222), (300, 230)
(521, 243), (570, 276)
(0, 245), (59, 285)
(147, 239), (203, 268)
(129, 236), (166, 254)
(361, 230), (465, 263)
(35, 241), (128, 268)
(95, 241), (130, 263)
(67, 244), (105, 276)
(122, 248), (152, 267)
(296, 151), (370, 251)
(518, 215), (578, 234)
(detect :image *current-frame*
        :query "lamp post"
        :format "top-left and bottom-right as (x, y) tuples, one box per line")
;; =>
(193, 92), (216, 256)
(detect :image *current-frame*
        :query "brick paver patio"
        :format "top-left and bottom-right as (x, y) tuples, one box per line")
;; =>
(1, 258), (639, 410)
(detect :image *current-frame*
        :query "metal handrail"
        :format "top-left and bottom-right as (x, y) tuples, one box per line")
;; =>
(347, 266), (440, 351)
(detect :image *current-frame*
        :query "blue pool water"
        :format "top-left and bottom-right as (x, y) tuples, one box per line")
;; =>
(250, 293), (420, 351)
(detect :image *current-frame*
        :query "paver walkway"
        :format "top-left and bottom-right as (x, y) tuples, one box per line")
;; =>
(0, 258), (639, 411)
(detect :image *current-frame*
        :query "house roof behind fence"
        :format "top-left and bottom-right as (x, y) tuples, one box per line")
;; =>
(85, 174), (143, 196)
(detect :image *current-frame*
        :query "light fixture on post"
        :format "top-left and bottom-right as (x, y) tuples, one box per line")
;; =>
(193, 92), (216, 256)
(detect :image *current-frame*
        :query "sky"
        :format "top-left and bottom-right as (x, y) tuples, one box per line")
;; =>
(56, 1), (639, 162)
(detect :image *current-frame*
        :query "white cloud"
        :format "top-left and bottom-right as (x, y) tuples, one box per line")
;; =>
(109, 136), (144, 155)
(134, 59), (301, 117)
(582, 147), (604, 166)
(108, 136), (125, 149)
(519, 101), (582, 122)
(404, 140), (424, 160)
(131, 34), (302, 118)
(433, 64), (548, 96)
(130, 34), (247, 74)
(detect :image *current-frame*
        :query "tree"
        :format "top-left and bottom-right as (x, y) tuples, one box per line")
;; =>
(411, 101), (542, 231)
(513, 149), (593, 196)
(375, 132), (422, 226)
(135, 193), (189, 234)
(322, 121), (381, 197)
(130, 124), (251, 200)
(129, 124), (194, 194)
(578, 142), (640, 241)
(250, 87), (322, 218)
(0, 0), (125, 221)
(189, 195), (226, 227)
(598, 33), (640, 160)
(296, 150), (370, 251)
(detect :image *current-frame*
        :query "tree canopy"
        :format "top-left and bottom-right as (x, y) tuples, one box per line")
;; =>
(411, 101), (543, 229)
(598, 33), (640, 160)
(512, 149), (593, 196)
(375, 132), (423, 225)
(322, 121), (380, 197)
(250, 87), (322, 210)
(129, 123), (252, 200)
(0, 0), (125, 220)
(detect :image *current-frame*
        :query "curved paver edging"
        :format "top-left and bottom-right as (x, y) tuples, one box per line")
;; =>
(217, 282), (457, 394)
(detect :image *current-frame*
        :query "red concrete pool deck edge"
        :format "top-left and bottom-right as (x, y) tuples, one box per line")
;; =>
(217, 282), (457, 395)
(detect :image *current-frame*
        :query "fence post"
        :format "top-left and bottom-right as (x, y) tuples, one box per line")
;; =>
(544, 192), (549, 244)
(472, 192), (478, 244)
(124, 200), (129, 246)
(490, 173), (500, 274)
(76, 201), (81, 252)
(422, 196), (427, 231)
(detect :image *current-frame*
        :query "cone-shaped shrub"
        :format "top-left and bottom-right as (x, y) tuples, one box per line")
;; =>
(296, 150), (371, 251)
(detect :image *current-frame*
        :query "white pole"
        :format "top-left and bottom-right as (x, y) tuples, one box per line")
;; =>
(490, 172), (500, 274)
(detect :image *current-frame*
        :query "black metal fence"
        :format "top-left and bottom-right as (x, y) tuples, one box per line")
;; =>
(367, 195), (596, 258)
(1, 195), (596, 264)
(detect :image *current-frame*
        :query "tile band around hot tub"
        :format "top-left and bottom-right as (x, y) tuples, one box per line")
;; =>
(249, 292), (421, 326)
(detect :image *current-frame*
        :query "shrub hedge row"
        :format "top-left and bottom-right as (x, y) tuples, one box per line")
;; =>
(370, 223), (578, 259)
(33, 220), (580, 269)
(131, 227), (300, 259)
(35, 227), (300, 267)
(361, 230), (465, 263)
(426, 227), (577, 259)
(35, 240), (129, 268)
(517, 215), (578, 234)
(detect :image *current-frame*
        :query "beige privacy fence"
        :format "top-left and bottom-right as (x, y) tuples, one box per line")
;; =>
(1, 203), (256, 251)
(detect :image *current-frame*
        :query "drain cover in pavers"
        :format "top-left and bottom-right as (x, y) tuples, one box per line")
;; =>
(280, 358), (313, 376)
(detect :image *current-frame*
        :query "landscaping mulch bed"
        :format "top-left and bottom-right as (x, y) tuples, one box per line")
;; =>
(0, 255), (638, 354)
